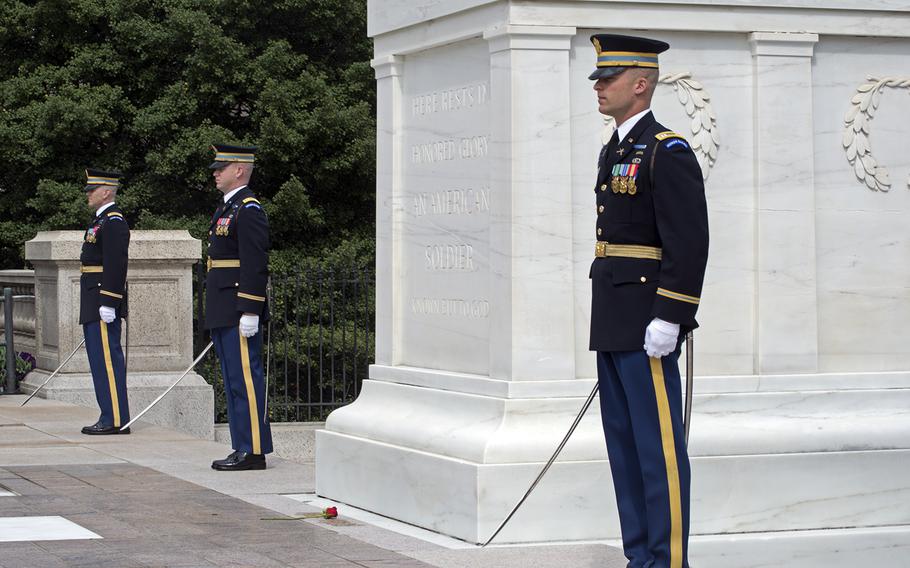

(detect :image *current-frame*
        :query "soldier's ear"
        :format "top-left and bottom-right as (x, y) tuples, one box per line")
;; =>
(634, 75), (648, 94)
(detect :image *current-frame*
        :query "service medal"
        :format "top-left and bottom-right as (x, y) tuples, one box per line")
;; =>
(627, 164), (639, 195)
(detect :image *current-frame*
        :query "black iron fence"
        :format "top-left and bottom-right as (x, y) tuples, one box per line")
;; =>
(194, 266), (375, 423)
(0, 287), (37, 394)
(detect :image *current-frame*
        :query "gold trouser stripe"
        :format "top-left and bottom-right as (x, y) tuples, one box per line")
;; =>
(237, 292), (265, 302)
(81, 266), (103, 273)
(100, 321), (121, 427)
(649, 357), (683, 568)
(100, 290), (123, 299)
(656, 288), (700, 305)
(595, 241), (663, 260)
(239, 334), (261, 454)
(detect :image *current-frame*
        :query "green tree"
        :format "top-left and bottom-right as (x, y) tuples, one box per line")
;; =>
(0, 0), (377, 421)
(0, 0), (375, 270)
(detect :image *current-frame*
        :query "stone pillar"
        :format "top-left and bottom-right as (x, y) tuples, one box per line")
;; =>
(373, 54), (404, 367)
(23, 230), (213, 439)
(317, 25), (618, 545)
(485, 25), (577, 382)
(750, 32), (819, 373)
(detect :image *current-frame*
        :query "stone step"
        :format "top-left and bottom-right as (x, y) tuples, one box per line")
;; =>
(319, 374), (910, 543)
(690, 525), (910, 568)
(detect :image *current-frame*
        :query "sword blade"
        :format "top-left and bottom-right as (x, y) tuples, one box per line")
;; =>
(120, 341), (214, 431)
(264, 277), (271, 418)
(20, 339), (86, 407)
(124, 282), (129, 378)
(684, 331), (694, 445)
(481, 381), (600, 547)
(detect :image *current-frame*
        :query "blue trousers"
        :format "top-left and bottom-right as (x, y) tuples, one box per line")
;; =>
(596, 349), (690, 568)
(83, 320), (130, 428)
(211, 325), (273, 455)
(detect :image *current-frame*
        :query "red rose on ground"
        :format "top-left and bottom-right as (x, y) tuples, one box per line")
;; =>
(323, 506), (338, 519)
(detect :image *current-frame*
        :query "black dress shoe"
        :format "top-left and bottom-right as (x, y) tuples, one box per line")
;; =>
(211, 451), (266, 471)
(211, 450), (242, 469)
(81, 422), (131, 435)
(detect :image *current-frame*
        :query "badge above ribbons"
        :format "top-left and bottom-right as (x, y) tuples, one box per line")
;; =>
(611, 164), (640, 195)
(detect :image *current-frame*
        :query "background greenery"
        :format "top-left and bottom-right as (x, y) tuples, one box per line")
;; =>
(0, 0), (376, 272)
(0, 346), (36, 381)
(0, 0), (377, 417)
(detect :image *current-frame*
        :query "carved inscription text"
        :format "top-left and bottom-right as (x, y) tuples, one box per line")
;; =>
(413, 187), (490, 217)
(411, 83), (489, 116)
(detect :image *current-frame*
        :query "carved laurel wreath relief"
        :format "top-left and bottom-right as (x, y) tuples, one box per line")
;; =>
(602, 72), (719, 180)
(843, 77), (910, 191)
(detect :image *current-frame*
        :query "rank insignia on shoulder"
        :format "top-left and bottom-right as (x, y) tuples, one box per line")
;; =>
(655, 131), (684, 141)
(664, 139), (689, 150)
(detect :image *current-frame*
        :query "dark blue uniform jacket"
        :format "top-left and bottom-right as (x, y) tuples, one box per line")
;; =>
(590, 112), (709, 351)
(204, 186), (270, 330)
(79, 205), (129, 325)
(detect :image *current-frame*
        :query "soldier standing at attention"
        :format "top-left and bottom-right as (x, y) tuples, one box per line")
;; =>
(80, 169), (131, 435)
(588, 35), (709, 568)
(205, 144), (273, 471)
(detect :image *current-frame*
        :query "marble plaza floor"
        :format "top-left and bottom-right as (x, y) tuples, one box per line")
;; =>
(0, 395), (627, 568)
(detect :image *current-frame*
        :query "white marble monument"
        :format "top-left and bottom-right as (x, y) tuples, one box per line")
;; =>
(318, 0), (910, 562)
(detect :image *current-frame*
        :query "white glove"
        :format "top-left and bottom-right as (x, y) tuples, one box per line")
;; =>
(644, 318), (679, 358)
(239, 314), (259, 338)
(99, 306), (116, 324)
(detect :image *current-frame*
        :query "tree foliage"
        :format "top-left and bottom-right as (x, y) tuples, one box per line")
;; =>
(0, 0), (375, 270)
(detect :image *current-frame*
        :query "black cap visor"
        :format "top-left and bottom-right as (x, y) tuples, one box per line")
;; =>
(588, 67), (631, 81)
(84, 184), (114, 192)
(209, 161), (231, 170)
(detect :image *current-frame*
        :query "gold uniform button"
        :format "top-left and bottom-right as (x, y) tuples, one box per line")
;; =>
(598, 205), (604, 213)
(597, 228), (602, 236)
(640, 276), (647, 283)
(600, 184), (607, 191)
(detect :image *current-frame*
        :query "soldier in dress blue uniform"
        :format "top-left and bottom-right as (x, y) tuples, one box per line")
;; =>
(205, 144), (273, 471)
(79, 169), (132, 435)
(588, 35), (709, 568)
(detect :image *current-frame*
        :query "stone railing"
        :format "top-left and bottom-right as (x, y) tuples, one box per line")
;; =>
(21, 230), (213, 439)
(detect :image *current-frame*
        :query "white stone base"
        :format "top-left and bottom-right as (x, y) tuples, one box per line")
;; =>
(316, 368), (910, 544)
(20, 370), (214, 440)
(215, 422), (322, 462)
(690, 526), (910, 568)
